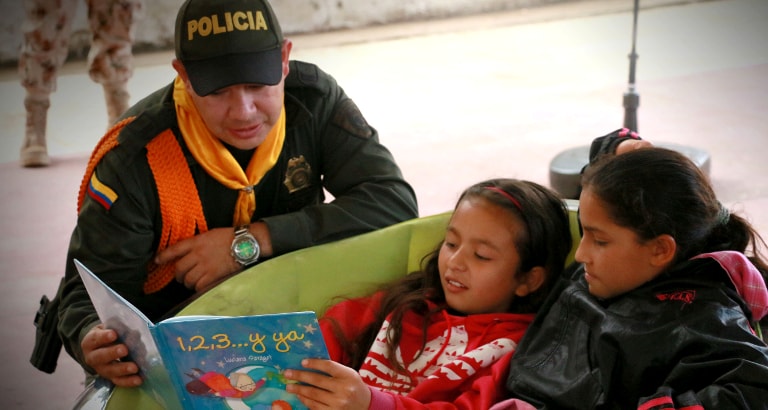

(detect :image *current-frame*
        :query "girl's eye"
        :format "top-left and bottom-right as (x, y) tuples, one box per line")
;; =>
(443, 241), (456, 249)
(474, 253), (491, 261)
(583, 232), (607, 247)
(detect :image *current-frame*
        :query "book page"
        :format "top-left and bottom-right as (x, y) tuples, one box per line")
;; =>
(74, 259), (182, 410)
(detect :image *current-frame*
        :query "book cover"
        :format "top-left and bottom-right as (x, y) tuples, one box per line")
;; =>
(74, 259), (329, 410)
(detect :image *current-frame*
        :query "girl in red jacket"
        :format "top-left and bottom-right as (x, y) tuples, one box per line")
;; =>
(284, 178), (573, 409)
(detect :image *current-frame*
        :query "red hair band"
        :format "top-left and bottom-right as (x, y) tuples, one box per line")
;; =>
(485, 186), (523, 211)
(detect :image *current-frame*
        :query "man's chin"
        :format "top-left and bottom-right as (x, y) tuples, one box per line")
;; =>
(221, 135), (267, 151)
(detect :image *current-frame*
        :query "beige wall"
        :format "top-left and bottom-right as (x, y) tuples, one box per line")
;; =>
(0, 0), (571, 65)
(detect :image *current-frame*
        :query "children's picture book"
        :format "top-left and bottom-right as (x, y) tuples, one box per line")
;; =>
(74, 259), (329, 410)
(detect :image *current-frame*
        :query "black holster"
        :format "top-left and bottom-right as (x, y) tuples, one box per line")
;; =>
(30, 281), (63, 374)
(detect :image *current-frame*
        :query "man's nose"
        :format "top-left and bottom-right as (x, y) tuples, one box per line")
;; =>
(228, 88), (257, 119)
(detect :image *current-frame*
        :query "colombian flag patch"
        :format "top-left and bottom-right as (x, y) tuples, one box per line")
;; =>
(87, 173), (118, 210)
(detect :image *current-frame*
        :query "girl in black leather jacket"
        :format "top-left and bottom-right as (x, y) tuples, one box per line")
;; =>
(499, 133), (768, 409)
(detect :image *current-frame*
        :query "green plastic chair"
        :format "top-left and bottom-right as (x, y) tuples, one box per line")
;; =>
(76, 200), (580, 409)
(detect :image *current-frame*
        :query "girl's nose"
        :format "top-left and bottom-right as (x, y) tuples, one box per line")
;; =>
(447, 248), (467, 271)
(574, 239), (587, 264)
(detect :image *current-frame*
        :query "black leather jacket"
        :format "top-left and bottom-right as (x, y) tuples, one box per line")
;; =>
(505, 253), (768, 409)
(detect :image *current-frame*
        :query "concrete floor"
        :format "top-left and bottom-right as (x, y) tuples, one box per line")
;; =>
(1, 0), (766, 408)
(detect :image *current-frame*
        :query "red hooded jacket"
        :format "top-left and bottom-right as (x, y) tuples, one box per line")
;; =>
(320, 292), (535, 409)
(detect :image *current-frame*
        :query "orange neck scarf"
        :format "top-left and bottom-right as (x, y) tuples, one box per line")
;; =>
(173, 76), (285, 226)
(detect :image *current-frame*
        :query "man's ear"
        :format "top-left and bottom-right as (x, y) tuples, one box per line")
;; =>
(650, 234), (677, 268)
(172, 59), (189, 82)
(515, 266), (546, 297)
(171, 60), (197, 96)
(281, 39), (293, 78)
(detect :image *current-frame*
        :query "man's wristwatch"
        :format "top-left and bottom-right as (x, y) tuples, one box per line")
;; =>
(231, 225), (260, 266)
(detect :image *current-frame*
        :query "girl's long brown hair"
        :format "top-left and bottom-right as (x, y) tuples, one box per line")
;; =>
(326, 179), (573, 371)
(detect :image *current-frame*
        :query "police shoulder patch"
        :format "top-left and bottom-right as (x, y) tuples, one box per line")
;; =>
(333, 98), (373, 139)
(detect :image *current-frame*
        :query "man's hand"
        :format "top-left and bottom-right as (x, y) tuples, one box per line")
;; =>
(284, 359), (372, 410)
(154, 226), (241, 292)
(82, 325), (142, 387)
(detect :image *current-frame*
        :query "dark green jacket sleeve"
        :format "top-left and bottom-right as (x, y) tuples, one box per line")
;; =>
(58, 108), (193, 370)
(263, 61), (418, 254)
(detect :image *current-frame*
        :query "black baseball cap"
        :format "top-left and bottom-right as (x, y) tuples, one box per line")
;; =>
(175, 0), (284, 96)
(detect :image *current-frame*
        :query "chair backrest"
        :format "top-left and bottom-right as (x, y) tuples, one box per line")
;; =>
(180, 199), (580, 318)
(180, 211), (453, 318)
(102, 200), (581, 409)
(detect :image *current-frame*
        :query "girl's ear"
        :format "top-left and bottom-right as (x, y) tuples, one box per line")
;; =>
(515, 266), (546, 297)
(650, 234), (677, 268)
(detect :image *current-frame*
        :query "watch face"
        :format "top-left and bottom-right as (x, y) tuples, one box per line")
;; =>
(233, 237), (259, 262)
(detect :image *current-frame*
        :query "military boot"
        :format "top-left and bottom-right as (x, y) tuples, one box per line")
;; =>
(20, 97), (50, 168)
(103, 81), (130, 127)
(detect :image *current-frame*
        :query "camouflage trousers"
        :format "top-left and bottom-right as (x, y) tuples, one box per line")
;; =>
(18, 0), (143, 99)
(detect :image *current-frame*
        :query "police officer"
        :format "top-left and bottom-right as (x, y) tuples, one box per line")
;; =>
(56, 0), (418, 387)
(19, 0), (142, 167)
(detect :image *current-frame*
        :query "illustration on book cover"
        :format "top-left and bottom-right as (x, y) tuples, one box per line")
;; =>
(156, 313), (327, 410)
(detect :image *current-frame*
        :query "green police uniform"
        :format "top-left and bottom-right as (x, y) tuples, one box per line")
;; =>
(58, 60), (418, 371)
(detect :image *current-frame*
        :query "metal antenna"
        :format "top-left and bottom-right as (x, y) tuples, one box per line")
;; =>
(623, 0), (640, 131)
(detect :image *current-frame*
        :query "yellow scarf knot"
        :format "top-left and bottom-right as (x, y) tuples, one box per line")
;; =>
(173, 76), (286, 226)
